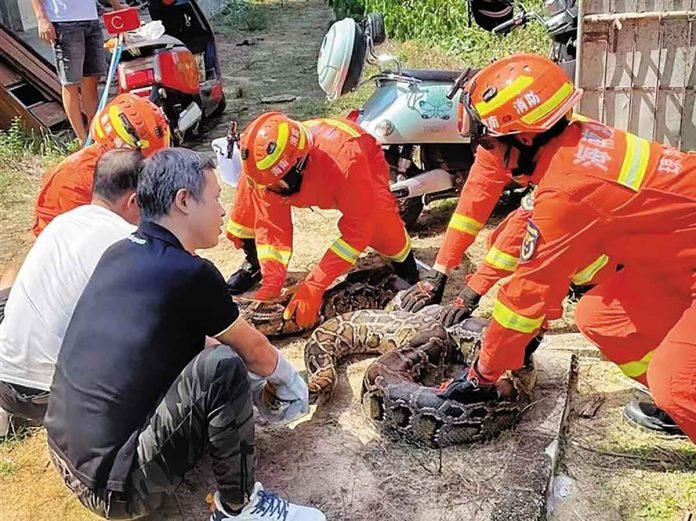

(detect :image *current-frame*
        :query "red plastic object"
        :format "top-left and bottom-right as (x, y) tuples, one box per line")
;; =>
(157, 49), (200, 95)
(123, 68), (156, 90)
(104, 7), (141, 35)
(346, 109), (360, 121)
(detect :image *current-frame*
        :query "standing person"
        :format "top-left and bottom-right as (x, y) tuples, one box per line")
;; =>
(30, 0), (125, 144)
(434, 53), (696, 441)
(0, 149), (142, 432)
(45, 148), (326, 521)
(33, 93), (170, 235)
(225, 112), (418, 328)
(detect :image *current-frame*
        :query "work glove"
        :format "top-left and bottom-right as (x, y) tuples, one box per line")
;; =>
(283, 280), (325, 329)
(436, 360), (498, 404)
(253, 284), (283, 302)
(400, 269), (448, 312)
(249, 348), (309, 424)
(441, 285), (482, 328)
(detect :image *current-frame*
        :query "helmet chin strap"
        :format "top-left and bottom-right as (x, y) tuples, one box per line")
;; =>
(268, 156), (307, 196)
(500, 117), (570, 177)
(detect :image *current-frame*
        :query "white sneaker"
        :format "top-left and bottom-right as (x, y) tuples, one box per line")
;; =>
(210, 482), (326, 521)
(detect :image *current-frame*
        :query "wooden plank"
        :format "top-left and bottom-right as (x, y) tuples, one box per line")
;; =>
(0, 59), (21, 87)
(29, 100), (68, 129)
(0, 85), (44, 134)
(0, 22), (62, 103)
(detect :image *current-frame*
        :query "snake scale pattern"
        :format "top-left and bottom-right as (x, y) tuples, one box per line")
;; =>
(236, 266), (536, 446)
(305, 308), (536, 447)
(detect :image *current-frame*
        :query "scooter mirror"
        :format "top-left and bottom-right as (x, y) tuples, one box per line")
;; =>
(447, 68), (472, 100)
(468, 0), (514, 32)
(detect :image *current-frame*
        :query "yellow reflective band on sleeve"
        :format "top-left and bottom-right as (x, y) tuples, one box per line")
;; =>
(521, 82), (574, 125)
(226, 219), (255, 239)
(448, 213), (484, 236)
(256, 122), (289, 171)
(298, 123), (307, 150)
(378, 231), (412, 263)
(618, 351), (654, 379)
(571, 254), (609, 286)
(484, 246), (518, 272)
(492, 299), (545, 334)
(257, 244), (292, 266)
(618, 133), (651, 191)
(475, 75), (534, 117)
(330, 237), (362, 264)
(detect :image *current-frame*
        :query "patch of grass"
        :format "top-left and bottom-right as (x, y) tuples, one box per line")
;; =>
(328, 0), (549, 64)
(215, 0), (270, 35)
(0, 457), (17, 478)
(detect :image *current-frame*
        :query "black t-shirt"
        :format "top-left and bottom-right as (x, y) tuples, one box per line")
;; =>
(45, 221), (239, 492)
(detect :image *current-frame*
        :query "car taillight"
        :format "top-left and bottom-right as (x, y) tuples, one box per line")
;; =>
(346, 109), (361, 122)
(124, 69), (155, 90)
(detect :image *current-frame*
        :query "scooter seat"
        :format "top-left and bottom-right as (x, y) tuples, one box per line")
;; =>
(400, 69), (464, 83)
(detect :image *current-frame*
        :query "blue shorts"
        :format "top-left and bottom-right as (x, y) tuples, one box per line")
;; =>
(53, 20), (107, 86)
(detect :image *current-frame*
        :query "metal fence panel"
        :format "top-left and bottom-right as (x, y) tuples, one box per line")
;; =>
(577, 0), (696, 150)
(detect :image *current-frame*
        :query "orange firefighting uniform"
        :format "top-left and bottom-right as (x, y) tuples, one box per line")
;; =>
(226, 118), (411, 298)
(469, 189), (616, 321)
(475, 119), (696, 441)
(33, 144), (103, 235)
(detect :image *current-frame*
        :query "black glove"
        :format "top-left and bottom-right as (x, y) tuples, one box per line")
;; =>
(441, 285), (482, 327)
(400, 269), (447, 312)
(436, 362), (498, 404)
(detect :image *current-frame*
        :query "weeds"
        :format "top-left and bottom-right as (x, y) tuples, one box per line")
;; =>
(327, 0), (549, 64)
(216, 0), (270, 34)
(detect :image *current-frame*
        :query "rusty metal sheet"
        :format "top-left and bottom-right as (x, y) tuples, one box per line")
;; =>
(577, 0), (696, 150)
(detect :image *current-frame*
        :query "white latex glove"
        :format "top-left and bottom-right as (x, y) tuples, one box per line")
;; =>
(248, 348), (309, 424)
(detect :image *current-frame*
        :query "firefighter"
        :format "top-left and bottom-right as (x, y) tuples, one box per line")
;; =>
(430, 53), (696, 440)
(442, 189), (617, 328)
(33, 93), (170, 235)
(225, 112), (419, 328)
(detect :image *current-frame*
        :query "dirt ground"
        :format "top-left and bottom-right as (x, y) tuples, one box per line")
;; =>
(1, 1), (696, 520)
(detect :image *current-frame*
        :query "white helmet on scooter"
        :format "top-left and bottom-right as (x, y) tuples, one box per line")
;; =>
(317, 17), (367, 101)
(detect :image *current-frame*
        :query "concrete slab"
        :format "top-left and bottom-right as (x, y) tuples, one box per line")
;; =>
(149, 348), (575, 521)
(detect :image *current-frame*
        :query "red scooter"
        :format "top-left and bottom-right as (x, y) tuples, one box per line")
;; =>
(115, 0), (225, 144)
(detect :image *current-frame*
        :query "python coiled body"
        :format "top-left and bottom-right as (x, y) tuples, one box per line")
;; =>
(305, 309), (535, 447)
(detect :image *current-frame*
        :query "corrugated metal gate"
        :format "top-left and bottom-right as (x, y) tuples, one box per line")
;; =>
(577, 0), (696, 150)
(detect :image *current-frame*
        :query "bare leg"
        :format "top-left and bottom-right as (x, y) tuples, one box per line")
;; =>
(81, 76), (100, 130)
(62, 84), (87, 144)
(0, 267), (17, 290)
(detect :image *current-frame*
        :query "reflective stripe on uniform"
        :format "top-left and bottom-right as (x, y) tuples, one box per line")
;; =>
(448, 212), (484, 236)
(257, 122), (289, 170)
(304, 118), (361, 138)
(492, 299), (545, 334)
(226, 219), (255, 239)
(475, 76), (534, 117)
(330, 237), (361, 264)
(618, 351), (653, 378)
(484, 246), (518, 272)
(618, 133), (651, 191)
(521, 82), (574, 125)
(571, 254), (609, 286)
(257, 244), (292, 266)
(377, 230), (412, 263)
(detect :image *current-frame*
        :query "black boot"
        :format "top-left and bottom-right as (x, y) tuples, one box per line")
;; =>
(523, 332), (545, 368)
(623, 398), (684, 436)
(226, 239), (262, 295)
(392, 251), (419, 285)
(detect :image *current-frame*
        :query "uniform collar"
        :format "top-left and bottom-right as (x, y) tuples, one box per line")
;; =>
(136, 221), (185, 249)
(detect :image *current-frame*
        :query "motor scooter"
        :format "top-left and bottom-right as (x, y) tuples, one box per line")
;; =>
(114, 0), (226, 144)
(317, 13), (526, 228)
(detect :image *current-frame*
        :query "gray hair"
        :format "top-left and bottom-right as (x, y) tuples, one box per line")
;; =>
(93, 149), (144, 202)
(137, 148), (216, 221)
